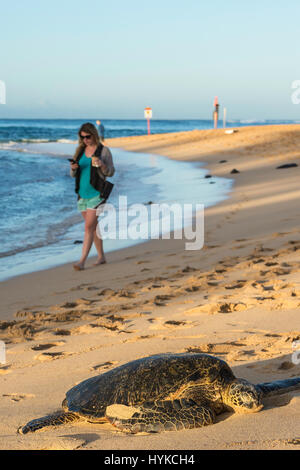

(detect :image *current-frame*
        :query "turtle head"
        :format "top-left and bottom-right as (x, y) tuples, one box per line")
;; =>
(223, 379), (263, 414)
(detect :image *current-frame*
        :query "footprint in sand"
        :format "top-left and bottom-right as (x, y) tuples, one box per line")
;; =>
(184, 302), (249, 316)
(115, 290), (137, 299)
(0, 365), (11, 375)
(122, 334), (158, 343)
(97, 288), (116, 297)
(165, 320), (185, 326)
(90, 361), (118, 372)
(31, 342), (65, 351)
(148, 318), (196, 331)
(35, 351), (72, 362)
(181, 266), (198, 273)
(272, 232), (291, 238)
(185, 341), (247, 357)
(153, 294), (174, 306)
(278, 361), (296, 371)
(69, 285), (86, 292)
(52, 299), (94, 311)
(72, 318), (131, 335)
(225, 281), (247, 290)
(74, 298), (95, 306)
(273, 268), (291, 276)
(185, 286), (201, 293)
(206, 281), (219, 287)
(232, 244), (247, 250)
(0, 320), (39, 343)
(164, 320), (187, 328)
(53, 329), (72, 336)
(2, 393), (35, 402)
(63, 283), (94, 293)
(184, 331), (300, 364)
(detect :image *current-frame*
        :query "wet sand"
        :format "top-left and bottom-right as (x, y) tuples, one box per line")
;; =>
(0, 124), (300, 450)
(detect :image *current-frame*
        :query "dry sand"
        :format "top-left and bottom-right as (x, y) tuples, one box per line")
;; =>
(0, 124), (300, 450)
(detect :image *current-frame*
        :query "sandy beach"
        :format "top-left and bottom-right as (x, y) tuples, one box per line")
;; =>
(1, 124), (300, 450)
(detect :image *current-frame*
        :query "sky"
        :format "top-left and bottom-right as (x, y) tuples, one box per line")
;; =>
(1, 0), (300, 120)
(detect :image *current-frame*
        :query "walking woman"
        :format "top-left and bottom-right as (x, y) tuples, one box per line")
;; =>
(70, 122), (115, 271)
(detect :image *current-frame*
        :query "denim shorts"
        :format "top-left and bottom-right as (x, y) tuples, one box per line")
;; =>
(77, 194), (104, 212)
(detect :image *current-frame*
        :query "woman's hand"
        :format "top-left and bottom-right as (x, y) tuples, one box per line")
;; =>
(70, 162), (79, 170)
(92, 156), (105, 169)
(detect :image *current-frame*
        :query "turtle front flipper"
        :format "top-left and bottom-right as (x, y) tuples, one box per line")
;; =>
(256, 377), (300, 397)
(106, 399), (215, 434)
(18, 411), (81, 434)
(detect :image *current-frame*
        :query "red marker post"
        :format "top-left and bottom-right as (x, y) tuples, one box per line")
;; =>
(144, 107), (152, 135)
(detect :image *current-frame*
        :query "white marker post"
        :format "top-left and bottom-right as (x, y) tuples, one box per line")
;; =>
(223, 107), (227, 128)
(144, 107), (152, 135)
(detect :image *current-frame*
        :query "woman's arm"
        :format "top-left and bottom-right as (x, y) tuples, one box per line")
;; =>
(70, 162), (79, 177)
(98, 147), (115, 177)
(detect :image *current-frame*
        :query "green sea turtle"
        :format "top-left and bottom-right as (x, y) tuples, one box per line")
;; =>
(18, 353), (300, 434)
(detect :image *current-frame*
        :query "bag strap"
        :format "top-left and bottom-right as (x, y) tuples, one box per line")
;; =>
(94, 143), (104, 160)
(94, 143), (106, 181)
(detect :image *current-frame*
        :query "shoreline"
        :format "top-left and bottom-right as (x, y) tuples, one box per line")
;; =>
(1, 124), (300, 450)
(0, 143), (231, 283)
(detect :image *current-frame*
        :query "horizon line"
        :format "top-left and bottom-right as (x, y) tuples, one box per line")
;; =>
(0, 117), (299, 122)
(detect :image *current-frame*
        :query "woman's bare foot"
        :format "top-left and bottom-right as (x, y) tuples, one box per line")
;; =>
(93, 257), (106, 266)
(73, 262), (85, 271)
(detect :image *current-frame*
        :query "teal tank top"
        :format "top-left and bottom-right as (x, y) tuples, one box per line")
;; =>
(78, 152), (100, 199)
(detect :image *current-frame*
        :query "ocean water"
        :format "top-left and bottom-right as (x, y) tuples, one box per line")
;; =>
(0, 118), (295, 281)
(0, 118), (298, 144)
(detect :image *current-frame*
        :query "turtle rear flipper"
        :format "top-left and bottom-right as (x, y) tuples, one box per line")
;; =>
(18, 411), (81, 434)
(106, 399), (215, 434)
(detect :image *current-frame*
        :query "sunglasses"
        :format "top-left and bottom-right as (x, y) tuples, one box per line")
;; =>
(80, 134), (92, 140)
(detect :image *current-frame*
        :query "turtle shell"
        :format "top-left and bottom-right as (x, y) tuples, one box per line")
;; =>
(64, 353), (235, 419)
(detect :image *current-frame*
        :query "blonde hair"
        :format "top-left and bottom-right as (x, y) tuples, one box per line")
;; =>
(73, 122), (100, 161)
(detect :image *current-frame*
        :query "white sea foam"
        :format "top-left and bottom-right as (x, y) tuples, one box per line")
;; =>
(57, 138), (77, 144)
(21, 138), (51, 143)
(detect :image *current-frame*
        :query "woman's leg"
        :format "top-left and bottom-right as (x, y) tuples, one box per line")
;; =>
(73, 209), (99, 270)
(92, 226), (106, 265)
(93, 203), (106, 265)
